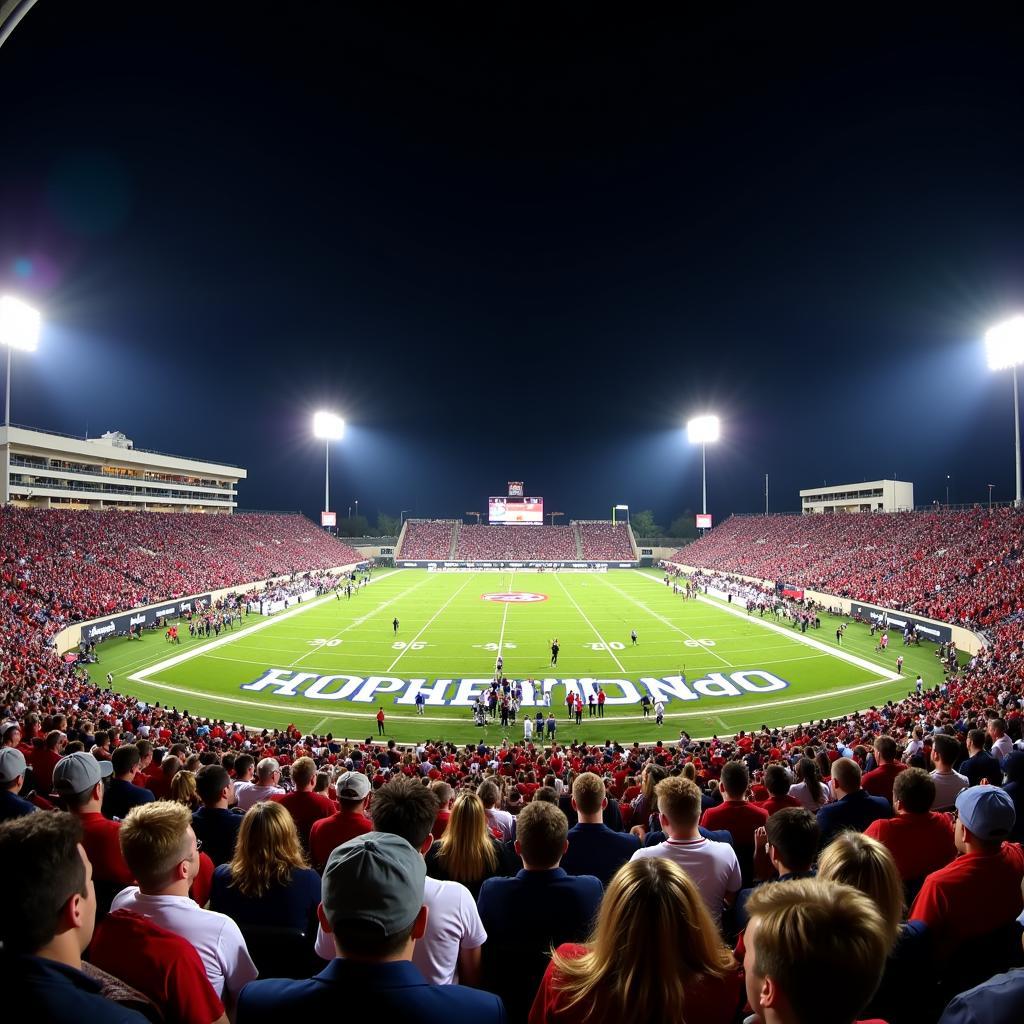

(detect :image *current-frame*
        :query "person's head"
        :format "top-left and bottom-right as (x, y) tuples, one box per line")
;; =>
(0, 812), (95, 963)
(170, 769), (198, 809)
(816, 833), (902, 950)
(290, 756), (317, 791)
(764, 808), (819, 874)
(655, 775), (702, 835)
(256, 757), (281, 785)
(52, 751), (113, 811)
(111, 743), (141, 780)
(953, 785), (1017, 855)
(335, 770), (371, 809)
(135, 739), (154, 768)
(931, 734), (960, 770)
(641, 763), (667, 802)
(988, 717), (1007, 740)
(892, 767), (935, 815)
(0, 747), (27, 793)
(319, 832), (427, 961)
(196, 763), (232, 808)
(228, 800), (308, 898)
(966, 728), (986, 755)
(763, 765), (791, 799)
(830, 757), (861, 797)
(476, 780), (500, 810)
(571, 772), (607, 820)
(2, 720), (22, 748)
(873, 735), (899, 765)
(720, 761), (749, 799)
(436, 792), (498, 883)
(430, 780), (453, 809)
(514, 800), (568, 869)
(794, 757), (822, 800)
(369, 775), (439, 852)
(119, 801), (199, 894)
(234, 753), (255, 781)
(743, 879), (889, 1024)
(549, 857), (734, 1021)
(45, 729), (66, 753)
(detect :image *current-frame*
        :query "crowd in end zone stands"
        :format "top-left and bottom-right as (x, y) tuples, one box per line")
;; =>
(673, 507), (1024, 629)
(0, 505), (1023, 1022)
(456, 524), (578, 560)
(576, 522), (634, 560)
(399, 521), (456, 559)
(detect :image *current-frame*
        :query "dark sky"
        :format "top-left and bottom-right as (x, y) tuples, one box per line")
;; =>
(2, 4), (1023, 527)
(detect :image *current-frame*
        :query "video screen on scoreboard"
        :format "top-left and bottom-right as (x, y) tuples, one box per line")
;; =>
(489, 497), (544, 524)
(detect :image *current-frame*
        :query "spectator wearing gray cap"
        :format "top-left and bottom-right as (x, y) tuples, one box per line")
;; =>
(910, 785), (1024, 960)
(54, 751), (133, 889)
(237, 832), (505, 1022)
(309, 770), (373, 872)
(0, 747), (37, 822)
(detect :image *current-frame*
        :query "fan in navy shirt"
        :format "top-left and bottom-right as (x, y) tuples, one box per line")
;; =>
(102, 746), (155, 821)
(560, 772), (639, 885)
(816, 758), (891, 846)
(0, 749), (38, 823)
(192, 765), (243, 866)
(957, 729), (1004, 788)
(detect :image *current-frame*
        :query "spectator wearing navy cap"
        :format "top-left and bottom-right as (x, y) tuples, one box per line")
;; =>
(910, 786), (1024, 960)
(0, 747), (37, 822)
(237, 832), (506, 1022)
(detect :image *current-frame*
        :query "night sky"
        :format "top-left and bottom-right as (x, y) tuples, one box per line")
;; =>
(2, 5), (1023, 527)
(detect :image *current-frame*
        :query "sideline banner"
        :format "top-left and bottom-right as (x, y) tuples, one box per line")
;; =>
(849, 602), (952, 644)
(80, 593), (213, 644)
(401, 560), (637, 569)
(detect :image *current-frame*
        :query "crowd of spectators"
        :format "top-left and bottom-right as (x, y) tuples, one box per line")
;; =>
(575, 522), (635, 560)
(672, 507), (1024, 630)
(456, 525), (578, 560)
(398, 521), (456, 559)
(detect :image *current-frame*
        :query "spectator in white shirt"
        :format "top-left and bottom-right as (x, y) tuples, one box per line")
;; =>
(111, 801), (258, 1011)
(930, 734), (969, 811)
(478, 781), (515, 842)
(989, 718), (1014, 763)
(315, 776), (486, 986)
(630, 775), (741, 927)
(235, 757), (284, 811)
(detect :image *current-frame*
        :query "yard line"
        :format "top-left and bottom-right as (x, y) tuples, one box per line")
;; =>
(552, 572), (627, 673)
(386, 576), (474, 673)
(496, 570), (515, 661)
(595, 573), (734, 667)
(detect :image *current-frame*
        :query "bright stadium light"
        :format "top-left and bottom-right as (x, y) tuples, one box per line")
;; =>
(312, 411), (345, 523)
(0, 295), (42, 428)
(686, 414), (720, 525)
(985, 316), (1024, 507)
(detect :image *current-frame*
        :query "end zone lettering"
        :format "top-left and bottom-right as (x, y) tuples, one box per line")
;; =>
(240, 669), (789, 706)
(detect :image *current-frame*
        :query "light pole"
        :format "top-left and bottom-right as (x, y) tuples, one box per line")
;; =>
(686, 415), (720, 527)
(312, 411), (345, 523)
(945, 475), (950, 507)
(0, 295), (41, 427)
(985, 315), (1024, 507)
(354, 499), (359, 523)
(400, 509), (411, 525)
(988, 483), (994, 509)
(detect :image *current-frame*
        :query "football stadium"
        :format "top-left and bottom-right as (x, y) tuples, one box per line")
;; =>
(2, 6), (1024, 1024)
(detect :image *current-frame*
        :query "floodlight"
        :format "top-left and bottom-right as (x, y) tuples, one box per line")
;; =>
(985, 316), (1024, 371)
(0, 295), (41, 352)
(687, 415), (720, 445)
(313, 410), (345, 440)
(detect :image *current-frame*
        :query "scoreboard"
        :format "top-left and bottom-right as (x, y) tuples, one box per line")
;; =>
(488, 497), (544, 524)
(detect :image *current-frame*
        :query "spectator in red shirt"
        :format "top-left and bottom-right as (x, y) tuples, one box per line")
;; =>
(309, 769), (372, 872)
(861, 736), (907, 806)
(31, 729), (66, 794)
(742, 879), (891, 1024)
(863, 768), (957, 885)
(430, 780), (454, 838)
(910, 786), (1024, 961)
(271, 756), (335, 850)
(53, 752), (134, 889)
(701, 761), (768, 884)
(756, 765), (801, 817)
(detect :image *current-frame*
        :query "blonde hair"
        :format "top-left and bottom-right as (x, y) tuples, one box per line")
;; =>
(655, 775), (701, 828)
(120, 801), (192, 888)
(227, 800), (309, 898)
(170, 769), (198, 809)
(817, 832), (903, 951)
(549, 857), (735, 1022)
(290, 756), (316, 788)
(745, 879), (889, 1023)
(435, 792), (497, 884)
(572, 772), (606, 816)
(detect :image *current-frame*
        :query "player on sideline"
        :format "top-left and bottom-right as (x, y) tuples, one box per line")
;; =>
(915, 674), (923, 695)
(631, 629), (638, 646)
(896, 654), (904, 674)
(550, 638), (559, 667)
(393, 617), (399, 635)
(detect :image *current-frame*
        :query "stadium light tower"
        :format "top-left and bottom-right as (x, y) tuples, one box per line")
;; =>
(312, 410), (345, 520)
(985, 315), (1024, 507)
(686, 414), (720, 521)
(0, 295), (41, 427)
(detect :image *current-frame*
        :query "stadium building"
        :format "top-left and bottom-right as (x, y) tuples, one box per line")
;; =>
(800, 478), (914, 514)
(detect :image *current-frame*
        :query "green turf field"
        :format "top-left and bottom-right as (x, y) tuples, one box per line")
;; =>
(92, 568), (958, 744)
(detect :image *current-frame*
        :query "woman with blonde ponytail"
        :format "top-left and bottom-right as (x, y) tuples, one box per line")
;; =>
(529, 857), (742, 1024)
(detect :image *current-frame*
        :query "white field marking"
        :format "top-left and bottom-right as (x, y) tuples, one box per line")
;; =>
(128, 570), (405, 685)
(121, 668), (901, 725)
(639, 574), (901, 683)
(552, 572), (627, 672)
(386, 576), (475, 672)
(595, 573), (734, 667)
(311, 717), (331, 733)
(496, 571), (515, 660)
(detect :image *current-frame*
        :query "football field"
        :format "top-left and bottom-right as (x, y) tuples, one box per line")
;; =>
(95, 569), (953, 744)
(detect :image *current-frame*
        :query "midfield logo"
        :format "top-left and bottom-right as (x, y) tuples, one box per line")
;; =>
(481, 592), (549, 603)
(240, 669), (789, 706)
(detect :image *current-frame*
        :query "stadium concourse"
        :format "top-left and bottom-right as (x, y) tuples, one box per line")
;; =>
(1, 508), (1023, 1022)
